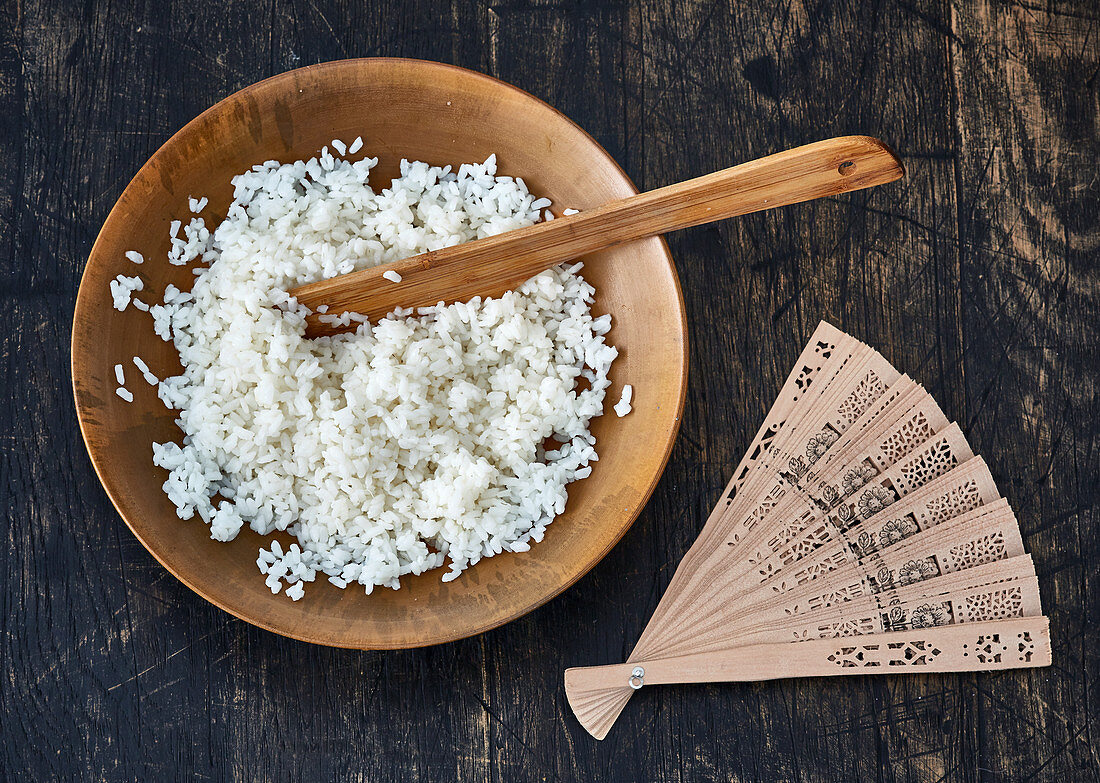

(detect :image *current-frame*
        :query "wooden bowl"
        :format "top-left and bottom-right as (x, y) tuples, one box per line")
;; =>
(72, 59), (688, 649)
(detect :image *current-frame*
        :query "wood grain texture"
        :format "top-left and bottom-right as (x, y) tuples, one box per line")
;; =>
(2, 0), (1097, 781)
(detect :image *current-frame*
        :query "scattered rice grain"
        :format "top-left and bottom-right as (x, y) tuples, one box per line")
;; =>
(110, 275), (143, 311)
(613, 384), (633, 417)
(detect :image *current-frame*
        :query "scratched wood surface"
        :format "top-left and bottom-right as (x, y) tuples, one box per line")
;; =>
(2, 1), (1097, 781)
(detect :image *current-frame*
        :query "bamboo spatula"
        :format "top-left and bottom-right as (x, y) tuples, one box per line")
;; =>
(291, 136), (904, 337)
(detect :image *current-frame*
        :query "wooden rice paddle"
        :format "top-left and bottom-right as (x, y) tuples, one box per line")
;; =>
(291, 136), (904, 337)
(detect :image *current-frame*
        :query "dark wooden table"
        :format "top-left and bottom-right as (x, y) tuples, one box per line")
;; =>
(3, 1), (1097, 780)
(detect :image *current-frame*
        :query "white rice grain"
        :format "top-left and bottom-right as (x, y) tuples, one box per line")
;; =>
(381, 270), (402, 283)
(134, 356), (158, 385)
(110, 275), (143, 311)
(613, 384), (633, 417)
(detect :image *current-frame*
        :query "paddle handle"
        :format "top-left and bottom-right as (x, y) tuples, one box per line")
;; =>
(292, 136), (904, 335)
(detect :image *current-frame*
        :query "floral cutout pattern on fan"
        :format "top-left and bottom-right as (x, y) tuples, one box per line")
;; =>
(564, 322), (1051, 740)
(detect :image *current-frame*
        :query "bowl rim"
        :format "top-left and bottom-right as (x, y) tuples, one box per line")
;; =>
(71, 57), (689, 648)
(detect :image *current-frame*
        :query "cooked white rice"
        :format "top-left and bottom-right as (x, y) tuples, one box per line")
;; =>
(134, 356), (158, 386)
(614, 384), (633, 417)
(146, 150), (619, 598)
(110, 275), (143, 311)
(168, 218), (211, 266)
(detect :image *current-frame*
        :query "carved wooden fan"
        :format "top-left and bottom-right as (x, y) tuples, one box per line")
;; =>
(565, 322), (1051, 739)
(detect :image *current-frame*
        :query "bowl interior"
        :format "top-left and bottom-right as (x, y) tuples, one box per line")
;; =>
(72, 59), (687, 648)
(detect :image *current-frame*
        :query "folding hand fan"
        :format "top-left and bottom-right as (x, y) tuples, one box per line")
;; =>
(565, 322), (1052, 740)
